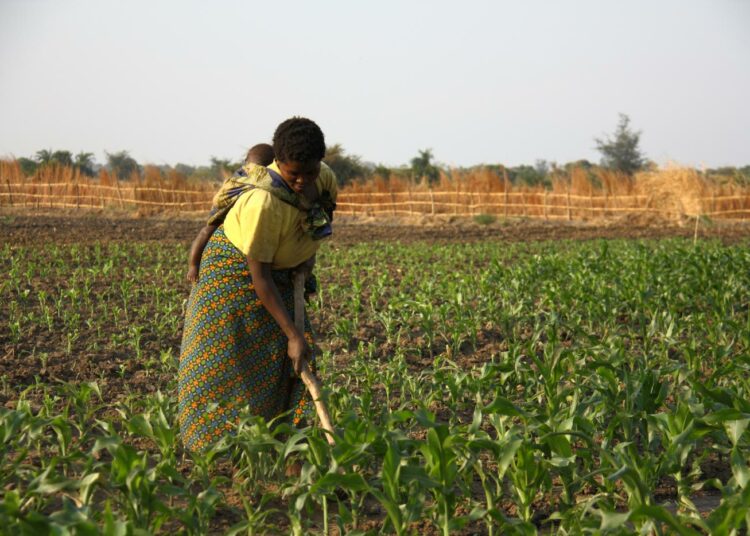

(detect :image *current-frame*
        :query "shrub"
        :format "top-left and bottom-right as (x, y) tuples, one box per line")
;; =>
(473, 213), (496, 225)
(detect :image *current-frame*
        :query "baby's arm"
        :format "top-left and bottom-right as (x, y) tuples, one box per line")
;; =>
(186, 225), (218, 282)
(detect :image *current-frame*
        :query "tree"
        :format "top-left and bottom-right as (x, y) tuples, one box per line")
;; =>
(17, 157), (38, 176)
(51, 150), (73, 167)
(175, 163), (196, 176)
(323, 143), (368, 185)
(563, 159), (593, 171)
(410, 148), (440, 183)
(708, 165), (750, 185)
(35, 149), (53, 166)
(372, 164), (393, 178)
(534, 159), (550, 177)
(210, 157), (242, 175)
(106, 150), (140, 180)
(74, 152), (95, 176)
(595, 114), (647, 175)
(510, 165), (549, 187)
(34, 149), (77, 168)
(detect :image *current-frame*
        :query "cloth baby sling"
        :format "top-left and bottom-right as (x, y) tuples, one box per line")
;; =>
(206, 164), (335, 240)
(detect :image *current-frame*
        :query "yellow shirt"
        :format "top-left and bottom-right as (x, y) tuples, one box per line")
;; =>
(222, 161), (338, 269)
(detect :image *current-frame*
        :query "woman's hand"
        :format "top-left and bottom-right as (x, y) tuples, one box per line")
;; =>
(287, 333), (310, 376)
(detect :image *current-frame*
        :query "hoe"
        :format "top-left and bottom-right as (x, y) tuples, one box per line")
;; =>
(293, 272), (336, 446)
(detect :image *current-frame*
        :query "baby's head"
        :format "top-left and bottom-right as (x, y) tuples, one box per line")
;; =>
(245, 143), (275, 166)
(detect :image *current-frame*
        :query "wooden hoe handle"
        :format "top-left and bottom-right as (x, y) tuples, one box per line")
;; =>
(293, 272), (336, 446)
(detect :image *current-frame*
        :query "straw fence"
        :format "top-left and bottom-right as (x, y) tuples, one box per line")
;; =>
(0, 162), (214, 214)
(334, 189), (750, 221)
(0, 180), (214, 212)
(2, 161), (750, 222)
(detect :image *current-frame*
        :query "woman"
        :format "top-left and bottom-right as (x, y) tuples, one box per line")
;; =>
(178, 117), (337, 452)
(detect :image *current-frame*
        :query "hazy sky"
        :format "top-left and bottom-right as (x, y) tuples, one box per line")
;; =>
(1, 0), (748, 169)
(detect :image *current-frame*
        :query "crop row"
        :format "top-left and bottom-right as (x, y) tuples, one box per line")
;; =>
(1, 237), (749, 534)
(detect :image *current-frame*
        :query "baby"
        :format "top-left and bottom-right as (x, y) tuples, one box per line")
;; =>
(186, 143), (275, 283)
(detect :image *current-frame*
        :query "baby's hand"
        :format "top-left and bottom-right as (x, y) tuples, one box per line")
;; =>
(186, 266), (199, 283)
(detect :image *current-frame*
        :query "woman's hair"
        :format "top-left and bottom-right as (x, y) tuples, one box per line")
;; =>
(272, 117), (326, 163)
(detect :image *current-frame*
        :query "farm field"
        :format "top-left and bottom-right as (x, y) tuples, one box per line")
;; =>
(2, 213), (750, 534)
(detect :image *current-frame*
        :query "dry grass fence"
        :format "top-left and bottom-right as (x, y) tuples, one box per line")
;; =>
(337, 167), (750, 223)
(2, 160), (750, 223)
(0, 162), (215, 214)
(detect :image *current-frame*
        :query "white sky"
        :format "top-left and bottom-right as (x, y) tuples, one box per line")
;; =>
(1, 0), (748, 168)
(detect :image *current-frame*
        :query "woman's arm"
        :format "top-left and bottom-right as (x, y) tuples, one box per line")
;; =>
(247, 257), (309, 374)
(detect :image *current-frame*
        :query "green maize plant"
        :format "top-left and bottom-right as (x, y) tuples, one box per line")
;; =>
(2, 231), (750, 533)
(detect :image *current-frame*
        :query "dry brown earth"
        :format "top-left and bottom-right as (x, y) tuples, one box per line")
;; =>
(3, 209), (750, 246)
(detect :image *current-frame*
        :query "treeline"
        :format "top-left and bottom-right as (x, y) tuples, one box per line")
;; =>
(15, 149), (239, 184)
(11, 145), (750, 189)
(10, 114), (750, 187)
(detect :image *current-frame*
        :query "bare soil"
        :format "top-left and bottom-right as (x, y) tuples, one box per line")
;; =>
(3, 209), (750, 247)
(3, 209), (749, 412)
(2, 209), (742, 531)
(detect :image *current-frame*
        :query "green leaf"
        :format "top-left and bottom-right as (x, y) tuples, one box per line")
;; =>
(496, 438), (523, 479)
(548, 455), (575, 468)
(724, 419), (750, 447)
(84, 381), (102, 399)
(127, 414), (154, 438)
(731, 446), (750, 489)
(77, 472), (100, 504)
(92, 435), (121, 453)
(401, 465), (440, 489)
(703, 408), (750, 426)
(369, 489), (404, 533)
(294, 491), (309, 512)
(224, 522), (251, 536)
(310, 472), (369, 494)
(695, 384), (735, 407)
(386, 409), (415, 424)
(103, 500), (129, 536)
(282, 431), (309, 458)
(543, 433), (573, 458)
(630, 504), (702, 536)
(599, 509), (630, 530)
(2, 490), (20, 514)
(35, 478), (76, 494)
(468, 438), (501, 457)
(484, 397), (526, 418)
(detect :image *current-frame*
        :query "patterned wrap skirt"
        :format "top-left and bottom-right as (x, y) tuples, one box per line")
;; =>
(178, 226), (314, 452)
